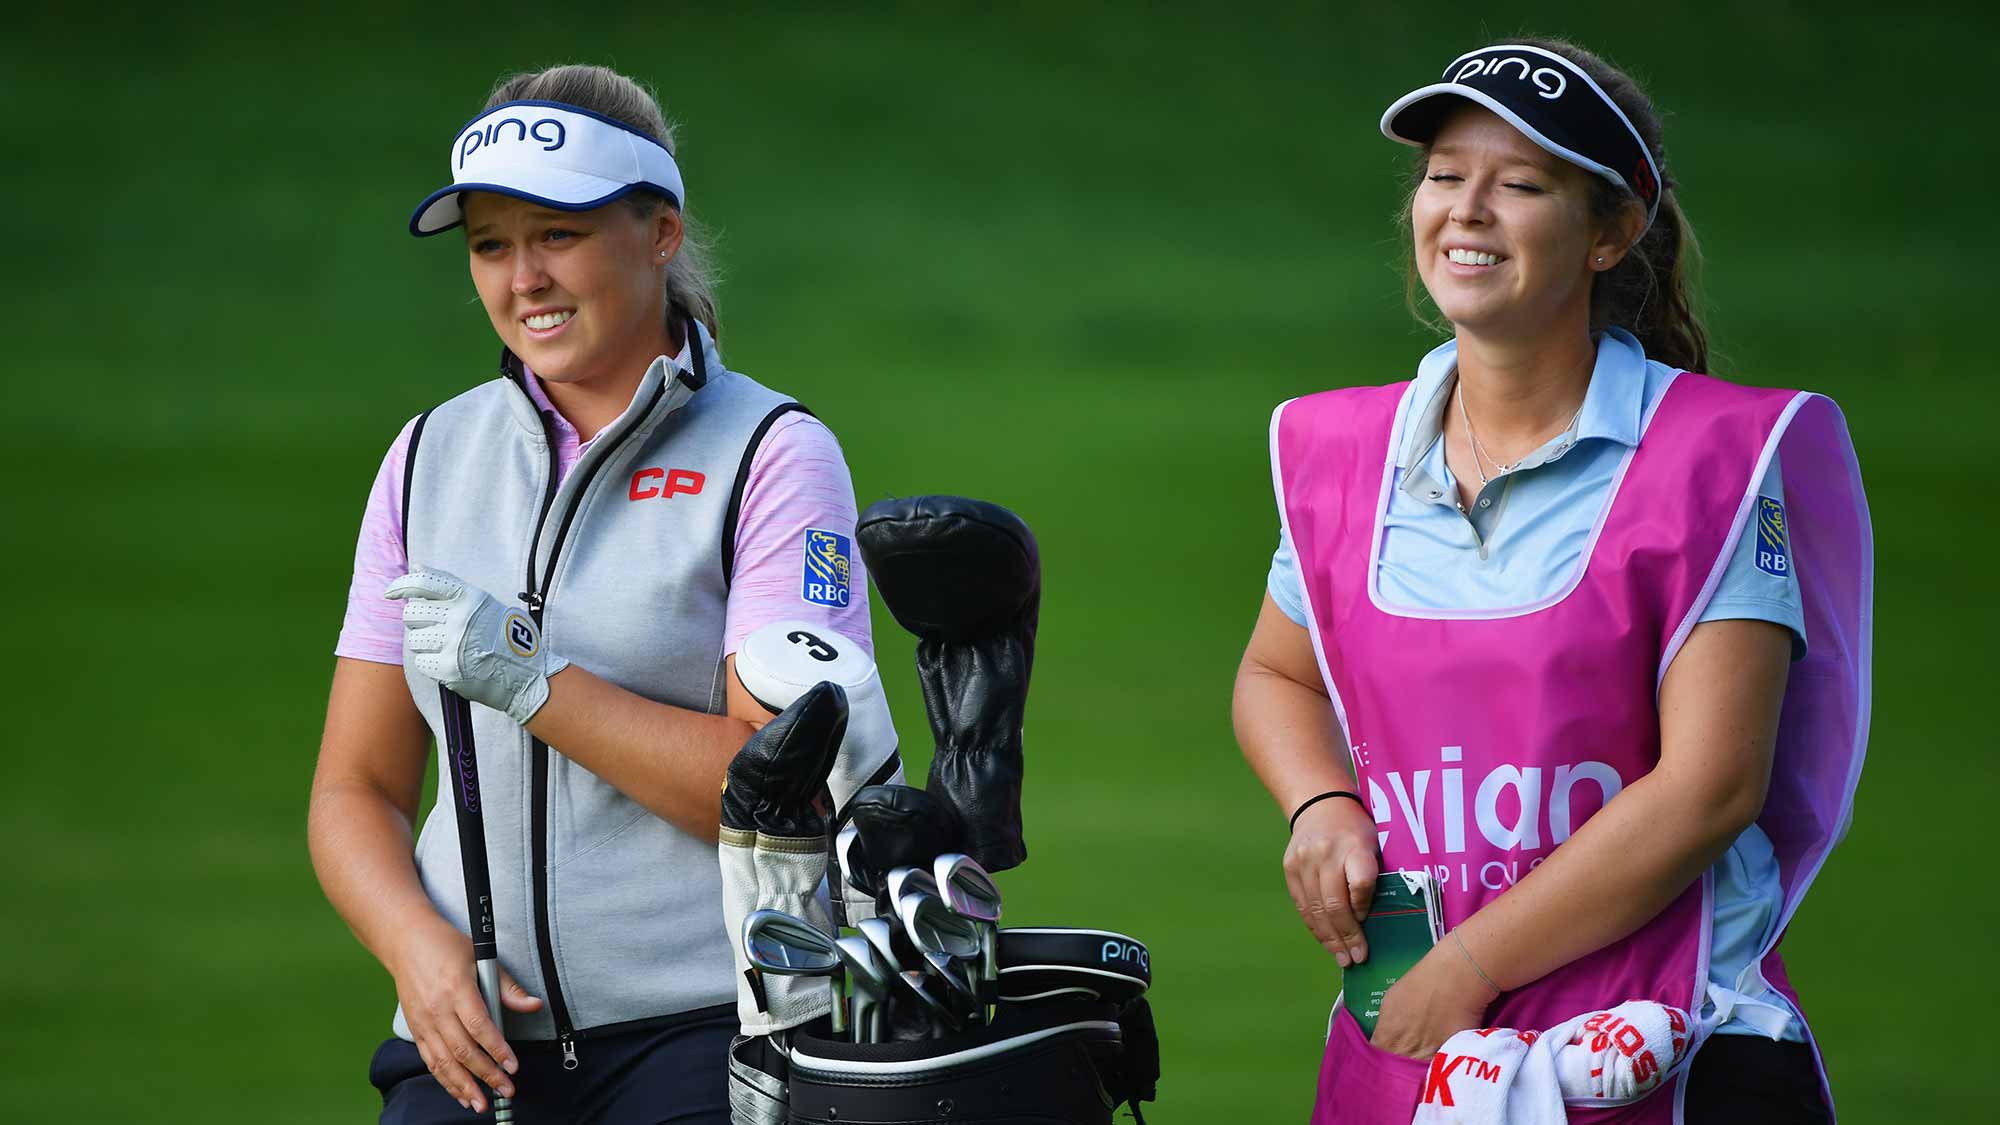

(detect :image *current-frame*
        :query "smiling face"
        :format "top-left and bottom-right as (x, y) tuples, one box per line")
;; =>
(1411, 104), (1636, 343)
(463, 192), (682, 388)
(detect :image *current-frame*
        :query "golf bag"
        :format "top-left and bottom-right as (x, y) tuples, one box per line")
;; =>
(783, 993), (1158, 1125)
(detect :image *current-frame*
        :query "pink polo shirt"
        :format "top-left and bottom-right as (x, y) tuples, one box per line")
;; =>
(335, 363), (872, 666)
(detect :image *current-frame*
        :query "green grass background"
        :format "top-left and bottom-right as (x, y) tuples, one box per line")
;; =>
(5, 2), (1994, 1119)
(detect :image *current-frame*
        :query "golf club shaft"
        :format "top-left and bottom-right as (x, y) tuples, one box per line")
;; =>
(441, 686), (515, 1123)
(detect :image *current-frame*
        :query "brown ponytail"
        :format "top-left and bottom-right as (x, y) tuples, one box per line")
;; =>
(1523, 38), (1709, 373)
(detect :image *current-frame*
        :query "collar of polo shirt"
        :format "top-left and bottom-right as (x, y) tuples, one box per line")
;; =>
(1397, 329), (1653, 475)
(408, 100), (687, 237)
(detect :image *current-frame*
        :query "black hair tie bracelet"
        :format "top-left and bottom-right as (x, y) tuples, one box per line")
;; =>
(1289, 790), (1366, 832)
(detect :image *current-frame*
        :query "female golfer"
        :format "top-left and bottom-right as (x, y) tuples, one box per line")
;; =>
(308, 65), (872, 1121)
(1234, 39), (1869, 1123)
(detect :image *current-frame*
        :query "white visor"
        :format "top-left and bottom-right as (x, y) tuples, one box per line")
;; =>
(409, 100), (687, 236)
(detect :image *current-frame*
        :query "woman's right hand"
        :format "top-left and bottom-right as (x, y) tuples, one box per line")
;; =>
(388, 917), (543, 1114)
(1283, 797), (1381, 968)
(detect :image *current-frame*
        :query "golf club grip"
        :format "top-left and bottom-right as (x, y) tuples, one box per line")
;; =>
(441, 687), (515, 1121)
(439, 686), (499, 962)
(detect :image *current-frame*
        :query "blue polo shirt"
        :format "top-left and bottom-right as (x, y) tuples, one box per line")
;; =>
(1269, 329), (1805, 1039)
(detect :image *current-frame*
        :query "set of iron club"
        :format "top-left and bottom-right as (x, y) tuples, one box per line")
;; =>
(743, 850), (1001, 1043)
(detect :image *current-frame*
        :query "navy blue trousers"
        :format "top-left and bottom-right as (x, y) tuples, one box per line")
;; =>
(370, 1009), (733, 1125)
(1685, 1036), (1831, 1123)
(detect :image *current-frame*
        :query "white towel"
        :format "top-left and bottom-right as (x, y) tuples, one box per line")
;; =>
(1412, 1001), (1692, 1124)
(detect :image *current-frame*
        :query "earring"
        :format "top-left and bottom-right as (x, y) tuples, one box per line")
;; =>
(1596, 256), (1606, 264)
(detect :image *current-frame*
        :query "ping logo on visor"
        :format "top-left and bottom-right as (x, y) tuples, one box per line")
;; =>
(408, 99), (688, 237)
(1754, 497), (1791, 577)
(801, 529), (852, 608)
(457, 114), (568, 167)
(1450, 53), (1570, 100)
(1380, 43), (1661, 227)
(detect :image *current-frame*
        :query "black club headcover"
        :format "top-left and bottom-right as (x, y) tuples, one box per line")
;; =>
(840, 783), (967, 893)
(721, 680), (848, 840)
(857, 496), (1038, 872)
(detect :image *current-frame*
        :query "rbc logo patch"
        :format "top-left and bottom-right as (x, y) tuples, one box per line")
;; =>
(802, 529), (851, 607)
(1754, 497), (1791, 577)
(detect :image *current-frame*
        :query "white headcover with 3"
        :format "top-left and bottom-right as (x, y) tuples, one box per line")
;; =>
(736, 621), (903, 811)
(720, 622), (904, 1034)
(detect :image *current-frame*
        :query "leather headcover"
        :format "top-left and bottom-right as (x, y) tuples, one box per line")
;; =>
(841, 783), (966, 888)
(721, 681), (847, 839)
(857, 495), (1040, 655)
(856, 495), (1040, 872)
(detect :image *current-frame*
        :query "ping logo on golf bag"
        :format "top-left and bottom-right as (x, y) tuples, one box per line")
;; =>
(802, 529), (852, 607)
(1101, 940), (1149, 973)
(458, 116), (567, 168)
(1754, 496), (1791, 577)
(786, 629), (839, 662)
(503, 610), (538, 657)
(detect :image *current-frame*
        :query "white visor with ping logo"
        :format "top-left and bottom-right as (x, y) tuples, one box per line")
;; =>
(409, 99), (686, 237)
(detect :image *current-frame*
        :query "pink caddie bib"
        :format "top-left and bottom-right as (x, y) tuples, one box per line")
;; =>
(1272, 372), (1871, 1124)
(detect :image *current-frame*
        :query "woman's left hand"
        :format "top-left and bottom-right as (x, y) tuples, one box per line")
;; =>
(386, 566), (571, 724)
(1369, 936), (1502, 1060)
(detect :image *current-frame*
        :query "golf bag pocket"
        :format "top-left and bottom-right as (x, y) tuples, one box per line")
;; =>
(784, 996), (1130, 1124)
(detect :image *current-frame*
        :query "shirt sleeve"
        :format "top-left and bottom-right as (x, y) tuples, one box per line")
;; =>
(1267, 527), (1310, 627)
(1696, 449), (1807, 659)
(723, 413), (874, 658)
(333, 417), (419, 665)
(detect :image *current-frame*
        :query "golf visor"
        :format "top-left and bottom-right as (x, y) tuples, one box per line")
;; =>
(1380, 44), (1660, 230)
(409, 99), (687, 236)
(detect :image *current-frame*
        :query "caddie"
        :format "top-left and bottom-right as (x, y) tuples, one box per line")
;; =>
(1234, 37), (1870, 1123)
(307, 63), (896, 1123)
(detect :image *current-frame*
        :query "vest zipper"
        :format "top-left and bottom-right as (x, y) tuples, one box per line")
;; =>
(515, 377), (669, 1066)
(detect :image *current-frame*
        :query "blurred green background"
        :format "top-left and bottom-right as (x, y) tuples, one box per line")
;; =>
(6, 1), (1993, 1120)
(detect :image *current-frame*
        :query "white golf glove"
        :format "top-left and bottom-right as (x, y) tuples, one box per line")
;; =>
(385, 566), (570, 725)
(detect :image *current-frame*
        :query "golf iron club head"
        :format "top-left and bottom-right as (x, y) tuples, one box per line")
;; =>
(743, 909), (840, 973)
(833, 935), (888, 1044)
(836, 823), (866, 893)
(932, 853), (1002, 924)
(896, 891), (982, 1023)
(933, 851), (1003, 1002)
(857, 916), (961, 1038)
(884, 865), (940, 913)
(742, 909), (842, 1033)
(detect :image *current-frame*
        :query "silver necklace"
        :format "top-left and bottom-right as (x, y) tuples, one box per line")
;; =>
(1456, 382), (1585, 485)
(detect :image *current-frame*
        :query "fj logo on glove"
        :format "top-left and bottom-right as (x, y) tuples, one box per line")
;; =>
(503, 611), (538, 657)
(802, 529), (852, 607)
